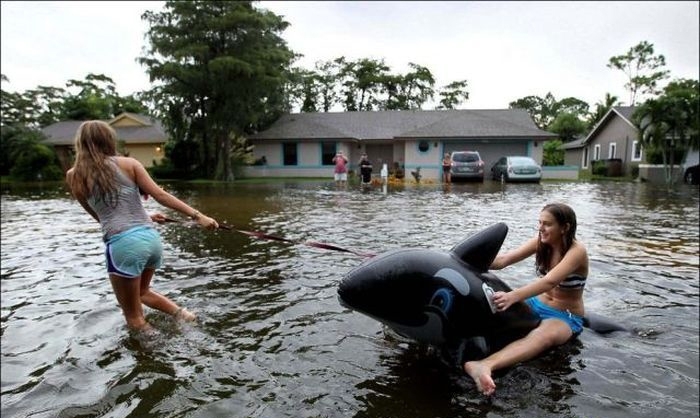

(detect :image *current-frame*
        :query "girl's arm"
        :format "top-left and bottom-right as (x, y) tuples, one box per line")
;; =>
(493, 242), (588, 310)
(490, 236), (538, 270)
(120, 157), (219, 229)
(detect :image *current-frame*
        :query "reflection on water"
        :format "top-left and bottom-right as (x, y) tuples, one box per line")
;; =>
(2, 180), (698, 418)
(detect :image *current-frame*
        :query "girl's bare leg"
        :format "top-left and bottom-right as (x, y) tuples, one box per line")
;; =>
(139, 268), (196, 321)
(109, 274), (149, 330)
(464, 319), (572, 396)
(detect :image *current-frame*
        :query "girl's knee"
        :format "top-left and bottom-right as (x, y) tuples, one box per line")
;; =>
(534, 321), (572, 346)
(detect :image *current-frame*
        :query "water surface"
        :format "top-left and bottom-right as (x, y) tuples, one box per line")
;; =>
(2, 180), (698, 418)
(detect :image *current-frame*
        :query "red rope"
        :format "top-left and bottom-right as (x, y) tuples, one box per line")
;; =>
(164, 218), (375, 258)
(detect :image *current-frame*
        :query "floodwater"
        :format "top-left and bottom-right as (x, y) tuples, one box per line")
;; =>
(1, 179), (698, 418)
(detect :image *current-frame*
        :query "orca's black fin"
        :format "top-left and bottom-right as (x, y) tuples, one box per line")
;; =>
(450, 223), (508, 272)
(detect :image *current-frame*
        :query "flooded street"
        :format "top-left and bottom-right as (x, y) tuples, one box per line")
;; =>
(2, 180), (698, 418)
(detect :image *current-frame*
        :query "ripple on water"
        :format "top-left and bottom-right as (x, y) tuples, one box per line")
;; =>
(2, 182), (698, 418)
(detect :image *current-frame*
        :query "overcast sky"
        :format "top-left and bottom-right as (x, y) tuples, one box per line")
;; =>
(1, 1), (698, 110)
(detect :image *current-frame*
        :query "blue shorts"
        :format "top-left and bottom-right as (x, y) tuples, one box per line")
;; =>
(105, 226), (163, 278)
(526, 297), (584, 335)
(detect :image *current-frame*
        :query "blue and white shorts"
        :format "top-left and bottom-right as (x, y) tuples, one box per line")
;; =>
(105, 226), (163, 278)
(526, 296), (584, 335)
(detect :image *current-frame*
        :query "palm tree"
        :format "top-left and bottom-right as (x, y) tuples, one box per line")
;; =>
(633, 79), (700, 187)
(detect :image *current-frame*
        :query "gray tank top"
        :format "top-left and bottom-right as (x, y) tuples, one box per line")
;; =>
(87, 158), (152, 241)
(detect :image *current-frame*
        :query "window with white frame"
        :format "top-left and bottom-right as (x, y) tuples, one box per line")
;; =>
(631, 141), (643, 161)
(582, 147), (589, 168)
(608, 142), (617, 159)
(593, 144), (601, 160)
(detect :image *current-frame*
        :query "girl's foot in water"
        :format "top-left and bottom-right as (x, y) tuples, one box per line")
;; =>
(464, 360), (496, 396)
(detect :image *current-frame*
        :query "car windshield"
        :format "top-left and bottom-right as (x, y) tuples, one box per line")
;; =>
(453, 153), (480, 163)
(510, 157), (536, 165)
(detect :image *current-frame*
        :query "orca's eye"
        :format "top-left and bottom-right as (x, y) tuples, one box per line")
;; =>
(429, 288), (454, 314)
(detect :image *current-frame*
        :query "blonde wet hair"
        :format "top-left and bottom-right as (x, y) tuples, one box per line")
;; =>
(68, 120), (120, 204)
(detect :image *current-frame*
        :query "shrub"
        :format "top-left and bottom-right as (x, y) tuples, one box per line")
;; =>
(10, 142), (63, 181)
(591, 160), (607, 176)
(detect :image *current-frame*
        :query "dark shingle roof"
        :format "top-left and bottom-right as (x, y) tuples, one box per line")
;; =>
(249, 109), (556, 141)
(41, 113), (167, 146)
(613, 106), (636, 122)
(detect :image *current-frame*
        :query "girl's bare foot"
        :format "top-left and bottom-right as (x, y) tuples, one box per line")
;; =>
(174, 307), (196, 322)
(464, 361), (496, 396)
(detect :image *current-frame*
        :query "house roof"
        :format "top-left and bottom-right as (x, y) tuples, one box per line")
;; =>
(579, 106), (637, 148)
(562, 106), (637, 150)
(41, 113), (167, 146)
(249, 109), (557, 141)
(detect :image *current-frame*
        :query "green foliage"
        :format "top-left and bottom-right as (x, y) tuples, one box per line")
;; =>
(642, 145), (686, 165)
(289, 57), (463, 112)
(542, 139), (564, 166)
(2, 126), (62, 181)
(509, 93), (590, 130)
(633, 78), (696, 189)
(633, 77), (699, 186)
(1, 73), (150, 128)
(436, 80), (469, 110)
(607, 41), (670, 105)
(549, 113), (588, 143)
(140, 1), (295, 181)
(591, 160), (607, 176)
(587, 93), (621, 130)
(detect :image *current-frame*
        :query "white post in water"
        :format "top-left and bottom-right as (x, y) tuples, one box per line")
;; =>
(380, 163), (388, 183)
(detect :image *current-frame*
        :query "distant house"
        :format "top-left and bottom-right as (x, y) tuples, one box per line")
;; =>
(563, 106), (641, 176)
(245, 109), (557, 181)
(42, 112), (167, 171)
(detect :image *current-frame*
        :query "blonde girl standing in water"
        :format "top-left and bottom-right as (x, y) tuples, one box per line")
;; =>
(65, 120), (219, 333)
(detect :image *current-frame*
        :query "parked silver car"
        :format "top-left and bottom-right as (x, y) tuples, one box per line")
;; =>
(450, 151), (484, 182)
(491, 156), (542, 183)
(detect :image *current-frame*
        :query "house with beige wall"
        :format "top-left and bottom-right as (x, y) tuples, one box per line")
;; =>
(42, 112), (167, 171)
(245, 109), (557, 181)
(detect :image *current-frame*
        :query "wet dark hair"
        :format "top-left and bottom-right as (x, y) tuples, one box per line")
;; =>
(535, 202), (577, 272)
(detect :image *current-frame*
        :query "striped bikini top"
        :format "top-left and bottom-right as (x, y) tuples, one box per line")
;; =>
(537, 266), (587, 290)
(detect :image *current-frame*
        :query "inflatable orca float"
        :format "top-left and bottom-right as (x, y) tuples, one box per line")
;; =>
(337, 222), (627, 363)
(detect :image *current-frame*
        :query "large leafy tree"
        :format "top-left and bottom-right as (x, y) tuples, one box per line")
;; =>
(139, 1), (295, 180)
(435, 80), (469, 110)
(1, 73), (147, 128)
(509, 93), (557, 129)
(314, 59), (342, 112)
(291, 58), (449, 112)
(2, 74), (66, 128)
(633, 78), (699, 186)
(337, 57), (391, 111)
(386, 63), (436, 110)
(608, 41), (670, 106)
(509, 93), (589, 131)
(549, 112), (588, 143)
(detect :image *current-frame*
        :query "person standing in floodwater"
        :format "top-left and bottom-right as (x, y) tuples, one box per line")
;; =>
(332, 151), (349, 187)
(359, 152), (373, 186)
(65, 120), (220, 335)
(442, 153), (452, 184)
